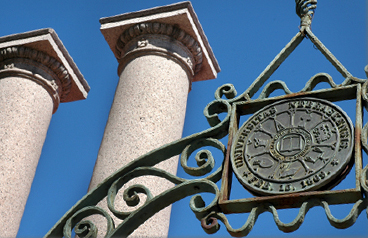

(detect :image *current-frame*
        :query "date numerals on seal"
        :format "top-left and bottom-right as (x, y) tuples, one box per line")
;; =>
(300, 171), (327, 189)
(279, 184), (295, 192)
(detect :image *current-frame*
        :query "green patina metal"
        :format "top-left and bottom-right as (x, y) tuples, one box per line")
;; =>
(45, 0), (368, 237)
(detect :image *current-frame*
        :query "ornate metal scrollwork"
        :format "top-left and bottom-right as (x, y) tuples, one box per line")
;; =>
(63, 206), (115, 238)
(45, 0), (367, 237)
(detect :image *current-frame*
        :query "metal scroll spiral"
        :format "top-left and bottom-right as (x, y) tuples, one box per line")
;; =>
(102, 137), (226, 236)
(180, 138), (225, 180)
(63, 207), (115, 238)
(54, 98), (231, 237)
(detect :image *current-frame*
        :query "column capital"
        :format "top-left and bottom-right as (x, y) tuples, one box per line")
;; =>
(115, 22), (203, 79)
(0, 28), (90, 112)
(100, 1), (220, 82)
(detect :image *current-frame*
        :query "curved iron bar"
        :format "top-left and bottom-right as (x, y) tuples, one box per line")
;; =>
(300, 73), (337, 92)
(180, 138), (226, 178)
(201, 198), (368, 237)
(213, 31), (305, 105)
(106, 142), (225, 221)
(62, 166), (220, 237)
(268, 201), (316, 233)
(215, 83), (238, 101)
(322, 199), (367, 229)
(305, 27), (366, 85)
(109, 177), (220, 237)
(270, 198), (368, 231)
(63, 206), (115, 238)
(104, 167), (220, 237)
(361, 165), (368, 197)
(257, 80), (292, 99)
(361, 80), (368, 107)
(52, 146), (224, 237)
(44, 99), (231, 237)
(201, 208), (262, 237)
(106, 168), (164, 221)
(361, 121), (368, 155)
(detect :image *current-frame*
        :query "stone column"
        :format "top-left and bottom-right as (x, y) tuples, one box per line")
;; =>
(0, 29), (89, 237)
(88, 2), (220, 237)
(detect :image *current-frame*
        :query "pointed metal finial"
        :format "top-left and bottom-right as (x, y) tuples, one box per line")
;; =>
(296, 0), (317, 31)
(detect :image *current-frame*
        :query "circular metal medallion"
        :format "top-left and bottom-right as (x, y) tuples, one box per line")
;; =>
(230, 97), (354, 195)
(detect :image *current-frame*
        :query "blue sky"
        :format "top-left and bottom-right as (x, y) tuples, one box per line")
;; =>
(0, 0), (366, 237)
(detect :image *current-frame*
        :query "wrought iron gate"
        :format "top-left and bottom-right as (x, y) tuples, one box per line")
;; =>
(45, 1), (368, 237)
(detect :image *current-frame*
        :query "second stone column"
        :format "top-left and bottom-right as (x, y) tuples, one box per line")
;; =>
(88, 2), (220, 237)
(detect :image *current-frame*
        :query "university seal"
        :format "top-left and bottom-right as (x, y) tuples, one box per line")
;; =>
(231, 97), (354, 195)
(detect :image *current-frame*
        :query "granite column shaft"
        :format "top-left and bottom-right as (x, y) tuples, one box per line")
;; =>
(0, 30), (89, 237)
(89, 3), (220, 236)
(89, 24), (197, 237)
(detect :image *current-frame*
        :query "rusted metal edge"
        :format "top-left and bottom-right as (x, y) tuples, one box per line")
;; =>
(219, 189), (362, 214)
(219, 105), (238, 202)
(237, 84), (358, 116)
